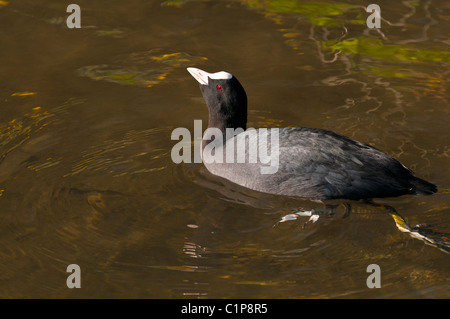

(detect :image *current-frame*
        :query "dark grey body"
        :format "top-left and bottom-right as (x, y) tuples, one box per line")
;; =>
(204, 127), (436, 200)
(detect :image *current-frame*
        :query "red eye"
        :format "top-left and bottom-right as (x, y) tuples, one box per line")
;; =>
(217, 85), (223, 91)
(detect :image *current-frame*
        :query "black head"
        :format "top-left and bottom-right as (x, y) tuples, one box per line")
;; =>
(187, 67), (247, 134)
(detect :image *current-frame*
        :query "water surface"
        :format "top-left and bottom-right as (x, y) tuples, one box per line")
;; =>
(0, 0), (449, 298)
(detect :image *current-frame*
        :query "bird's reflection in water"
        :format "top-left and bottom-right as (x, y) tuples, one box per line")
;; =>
(193, 167), (450, 258)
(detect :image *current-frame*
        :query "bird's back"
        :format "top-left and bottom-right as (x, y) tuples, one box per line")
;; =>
(203, 127), (436, 200)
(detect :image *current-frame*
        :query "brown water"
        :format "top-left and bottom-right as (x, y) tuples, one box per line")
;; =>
(0, 0), (449, 298)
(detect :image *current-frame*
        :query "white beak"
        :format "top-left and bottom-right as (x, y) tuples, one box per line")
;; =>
(187, 67), (232, 85)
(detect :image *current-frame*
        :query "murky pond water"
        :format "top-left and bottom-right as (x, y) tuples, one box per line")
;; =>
(0, 0), (449, 298)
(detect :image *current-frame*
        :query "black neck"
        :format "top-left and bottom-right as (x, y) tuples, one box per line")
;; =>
(202, 113), (247, 149)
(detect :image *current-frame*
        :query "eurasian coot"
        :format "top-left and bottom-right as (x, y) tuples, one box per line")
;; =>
(187, 67), (437, 200)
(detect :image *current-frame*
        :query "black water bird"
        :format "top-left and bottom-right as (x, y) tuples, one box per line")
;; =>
(187, 67), (437, 201)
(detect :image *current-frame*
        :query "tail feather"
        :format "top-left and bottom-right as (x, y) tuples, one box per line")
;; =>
(410, 177), (437, 195)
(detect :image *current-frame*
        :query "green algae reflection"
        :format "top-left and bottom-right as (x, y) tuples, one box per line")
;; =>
(78, 50), (208, 87)
(323, 37), (450, 64)
(241, 0), (364, 27)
